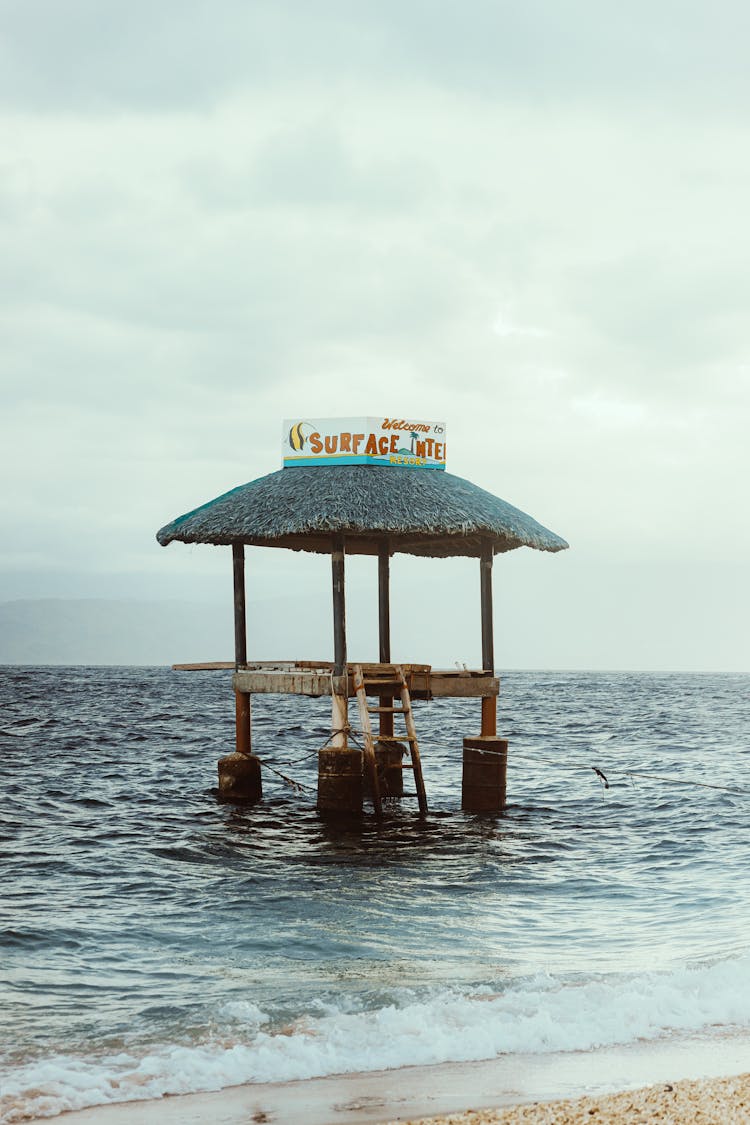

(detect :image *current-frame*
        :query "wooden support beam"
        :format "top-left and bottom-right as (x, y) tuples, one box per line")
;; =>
(232, 543), (251, 754)
(378, 543), (391, 664)
(232, 543), (247, 670)
(480, 540), (494, 673)
(332, 534), (347, 678)
(378, 542), (394, 739)
(235, 688), (251, 755)
(480, 540), (496, 737)
(331, 534), (348, 748)
(331, 692), (348, 750)
(481, 696), (497, 737)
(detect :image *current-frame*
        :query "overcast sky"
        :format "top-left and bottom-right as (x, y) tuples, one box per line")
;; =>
(1, 1), (748, 669)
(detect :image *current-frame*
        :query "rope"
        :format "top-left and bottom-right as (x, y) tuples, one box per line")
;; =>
(253, 720), (364, 792)
(248, 717), (749, 801)
(271, 728), (364, 768)
(608, 767), (747, 795)
(509, 749), (749, 795)
(427, 742), (749, 797)
(257, 759), (316, 796)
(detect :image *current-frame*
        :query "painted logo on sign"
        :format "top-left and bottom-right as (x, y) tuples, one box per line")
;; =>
(287, 421), (315, 452)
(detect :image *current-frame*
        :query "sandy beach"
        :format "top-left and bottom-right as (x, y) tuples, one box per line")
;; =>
(19, 1032), (750, 1125)
(392, 1073), (750, 1124)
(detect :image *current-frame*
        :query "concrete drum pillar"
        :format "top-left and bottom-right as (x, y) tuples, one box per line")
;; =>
(461, 736), (508, 812)
(218, 751), (263, 802)
(372, 742), (405, 797)
(317, 746), (363, 813)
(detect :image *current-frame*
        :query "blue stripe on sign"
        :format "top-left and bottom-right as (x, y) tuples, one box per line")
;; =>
(283, 455), (446, 469)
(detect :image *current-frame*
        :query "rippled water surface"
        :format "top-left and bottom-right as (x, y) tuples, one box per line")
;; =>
(1, 667), (749, 1119)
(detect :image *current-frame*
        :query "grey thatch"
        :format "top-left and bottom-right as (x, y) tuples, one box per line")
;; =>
(156, 466), (567, 558)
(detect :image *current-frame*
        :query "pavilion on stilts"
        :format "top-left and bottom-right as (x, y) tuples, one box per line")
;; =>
(156, 417), (568, 815)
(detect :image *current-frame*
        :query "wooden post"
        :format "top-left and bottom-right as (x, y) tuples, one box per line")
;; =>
(232, 543), (251, 754)
(480, 540), (496, 738)
(480, 540), (494, 673)
(481, 696), (498, 737)
(332, 534), (347, 678)
(331, 534), (347, 749)
(378, 542), (394, 739)
(463, 538), (506, 812)
(318, 534), (363, 814)
(219, 542), (261, 801)
(331, 693), (348, 750)
(233, 543), (247, 670)
(378, 542), (391, 665)
(235, 690), (251, 756)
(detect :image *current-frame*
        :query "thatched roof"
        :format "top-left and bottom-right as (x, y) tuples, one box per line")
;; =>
(156, 466), (568, 558)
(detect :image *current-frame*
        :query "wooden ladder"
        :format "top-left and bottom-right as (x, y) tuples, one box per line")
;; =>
(352, 664), (428, 816)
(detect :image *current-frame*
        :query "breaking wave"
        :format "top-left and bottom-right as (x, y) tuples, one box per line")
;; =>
(3, 952), (749, 1122)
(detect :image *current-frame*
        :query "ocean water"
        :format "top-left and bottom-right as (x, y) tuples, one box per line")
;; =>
(1, 666), (749, 1122)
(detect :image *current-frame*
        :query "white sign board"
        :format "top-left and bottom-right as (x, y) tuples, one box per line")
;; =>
(283, 417), (447, 470)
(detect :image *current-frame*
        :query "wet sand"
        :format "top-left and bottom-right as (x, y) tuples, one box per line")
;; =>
(25, 1032), (750, 1125)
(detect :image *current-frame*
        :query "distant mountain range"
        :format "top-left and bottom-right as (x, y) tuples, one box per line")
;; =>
(6, 562), (733, 671)
(0, 589), (472, 667)
(0, 592), (402, 666)
(0, 597), (344, 666)
(0, 599), (235, 666)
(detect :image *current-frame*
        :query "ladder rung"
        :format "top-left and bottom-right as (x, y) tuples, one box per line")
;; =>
(353, 662), (426, 815)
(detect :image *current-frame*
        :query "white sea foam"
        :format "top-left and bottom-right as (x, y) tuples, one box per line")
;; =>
(2, 952), (749, 1122)
(216, 1000), (270, 1026)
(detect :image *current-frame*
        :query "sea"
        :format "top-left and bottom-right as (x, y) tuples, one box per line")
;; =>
(1, 666), (749, 1122)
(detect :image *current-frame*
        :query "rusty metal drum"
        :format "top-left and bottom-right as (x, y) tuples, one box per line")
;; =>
(217, 752), (263, 802)
(317, 748), (363, 813)
(373, 741), (406, 798)
(461, 737), (508, 812)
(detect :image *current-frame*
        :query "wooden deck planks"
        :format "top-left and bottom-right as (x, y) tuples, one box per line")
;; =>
(231, 664), (499, 699)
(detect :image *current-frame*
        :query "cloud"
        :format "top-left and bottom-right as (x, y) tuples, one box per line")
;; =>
(1, 2), (748, 669)
(3, 1), (750, 115)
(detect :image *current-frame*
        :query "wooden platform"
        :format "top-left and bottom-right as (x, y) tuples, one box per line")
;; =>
(227, 661), (499, 699)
